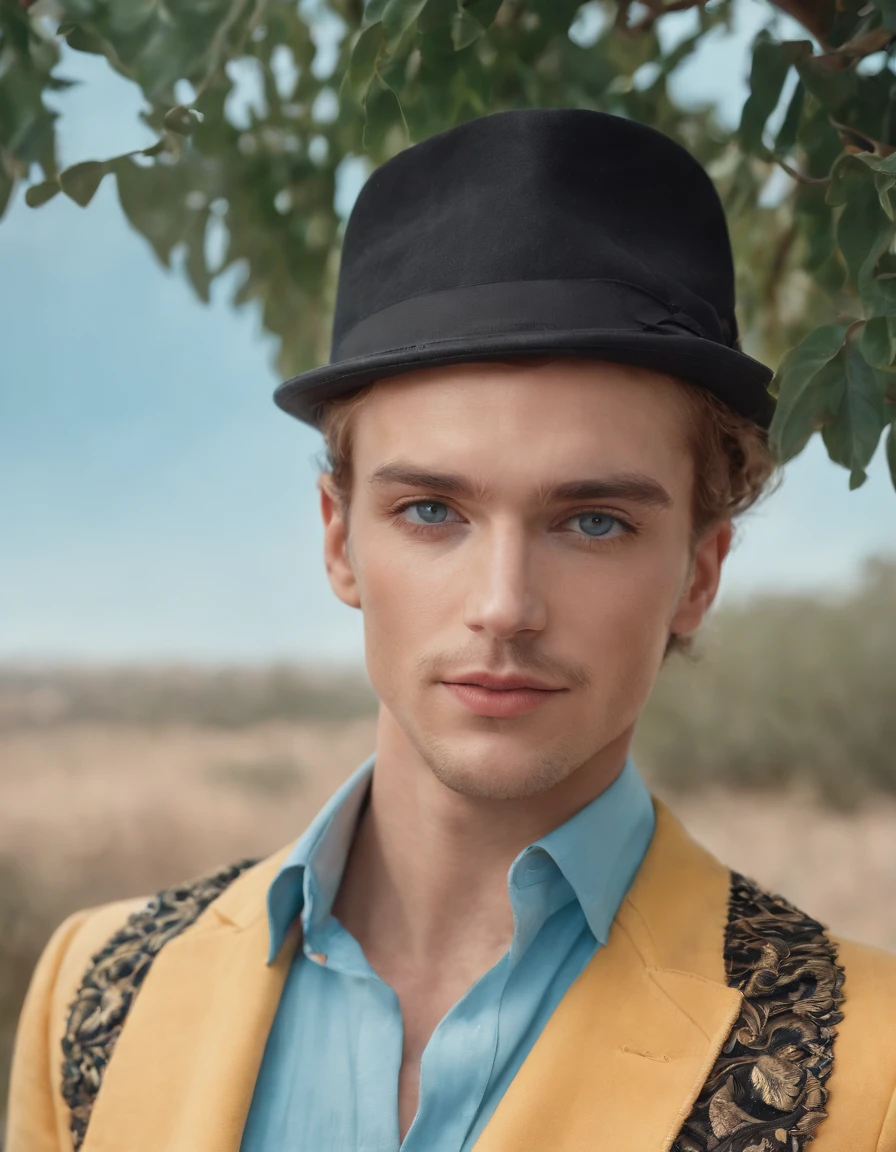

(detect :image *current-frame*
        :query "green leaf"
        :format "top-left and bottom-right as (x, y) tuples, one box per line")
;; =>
(450, 7), (481, 50)
(62, 25), (107, 56)
(769, 323), (850, 460)
(233, 270), (259, 307)
(813, 249), (847, 298)
(447, 0), (503, 51)
(837, 180), (891, 287)
(873, 172), (896, 220)
(115, 158), (187, 268)
(104, 0), (160, 37)
(858, 218), (896, 308)
(797, 191), (837, 273)
(362, 73), (409, 153)
(417, 0), (457, 33)
(861, 151), (896, 178)
(365, 0), (392, 21)
(467, 0), (503, 29)
(886, 422), (896, 492)
(348, 23), (386, 103)
(381, 0), (429, 48)
(738, 34), (792, 154)
(773, 79), (804, 156)
(832, 153), (896, 221)
(183, 210), (211, 304)
(826, 153), (870, 207)
(0, 171), (12, 220)
(822, 340), (887, 480)
(58, 160), (109, 207)
(848, 468), (867, 489)
(25, 180), (61, 208)
(861, 274), (896, 318)
(796, 100), (839, 157)
(795, 52), (859, 119)
(45, 75), (78, 92)
(860, 316), (895, 369)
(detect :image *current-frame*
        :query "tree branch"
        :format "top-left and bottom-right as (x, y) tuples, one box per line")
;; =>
(774, 156), (831, 185)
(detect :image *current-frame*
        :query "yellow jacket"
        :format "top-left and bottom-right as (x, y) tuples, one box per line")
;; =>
(7, 798), (896, 1152)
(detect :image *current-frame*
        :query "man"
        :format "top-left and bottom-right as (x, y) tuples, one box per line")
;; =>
(6, 108), (896, 1152)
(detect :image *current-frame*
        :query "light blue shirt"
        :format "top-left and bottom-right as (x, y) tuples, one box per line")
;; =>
(240, 753), (655, 1152)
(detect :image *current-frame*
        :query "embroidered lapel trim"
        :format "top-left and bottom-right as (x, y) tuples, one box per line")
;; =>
(61, 859), (261, 1151)
(672, 872), (846, 1152)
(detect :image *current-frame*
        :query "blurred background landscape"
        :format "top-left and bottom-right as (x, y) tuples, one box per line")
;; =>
(4, 0), (896, 1137)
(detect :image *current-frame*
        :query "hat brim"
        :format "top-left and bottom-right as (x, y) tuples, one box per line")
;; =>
(274, 329), (775, 431)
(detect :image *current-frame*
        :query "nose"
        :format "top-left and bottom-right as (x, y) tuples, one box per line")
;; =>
(462, 523), (548, 639)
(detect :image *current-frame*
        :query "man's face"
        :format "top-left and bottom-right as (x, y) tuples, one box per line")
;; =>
(320, 358), (730, 801)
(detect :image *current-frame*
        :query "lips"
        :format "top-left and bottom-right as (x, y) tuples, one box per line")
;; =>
(444, 673), (561, 692)
(442, 681), (563, 718)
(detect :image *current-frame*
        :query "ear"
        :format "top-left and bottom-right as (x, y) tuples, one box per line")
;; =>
(318, 474), (362, 610)
(668, 519), (733, 637)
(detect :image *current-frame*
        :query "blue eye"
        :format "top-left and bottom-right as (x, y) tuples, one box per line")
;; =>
(575, 513), (617, 538)
(403, 501), (453, 524)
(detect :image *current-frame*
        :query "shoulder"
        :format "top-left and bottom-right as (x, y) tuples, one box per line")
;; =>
(4, 898), (148, 1152)
(810, 933), (896, 1152)
(829, 932), (896, 1065)
(48, 896), (160, 1094)
(26, 896), (154, 1059)
(831, 932), (896, 1065)
(7, 858), (263, 1152)
(725, 872), (896, 1150)
(834, 932), (896, 990)
(52, 854), (262, 1031)
(53, 897), (152, 1007)
(43, 852), (275, 1039)
(59, 859), (262, 1146)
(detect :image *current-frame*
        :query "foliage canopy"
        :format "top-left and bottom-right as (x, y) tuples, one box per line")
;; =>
(2, 0), (896, 492)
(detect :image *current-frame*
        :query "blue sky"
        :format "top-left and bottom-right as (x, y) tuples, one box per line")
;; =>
(2, 0), (894, 667)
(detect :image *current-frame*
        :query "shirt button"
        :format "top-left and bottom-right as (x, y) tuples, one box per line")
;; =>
(308, 951), (327, 964)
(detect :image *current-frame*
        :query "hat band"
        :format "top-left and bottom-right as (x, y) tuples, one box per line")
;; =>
(334, 277), (728, 362)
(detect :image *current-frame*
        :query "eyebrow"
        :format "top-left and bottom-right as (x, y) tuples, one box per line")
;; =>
(367, 462), (673, 510)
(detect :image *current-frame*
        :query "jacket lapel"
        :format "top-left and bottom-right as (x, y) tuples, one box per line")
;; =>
(473, 799), (744, 1152)
(80, 846), (301, 1152)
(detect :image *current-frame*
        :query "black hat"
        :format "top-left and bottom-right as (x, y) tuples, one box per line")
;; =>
(274, 107), (775, 430)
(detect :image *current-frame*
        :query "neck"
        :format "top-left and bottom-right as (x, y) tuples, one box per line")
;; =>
(331, 706), (633, 981)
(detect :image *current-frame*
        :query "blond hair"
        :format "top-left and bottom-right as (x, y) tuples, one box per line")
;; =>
(314, 358), (782, 659)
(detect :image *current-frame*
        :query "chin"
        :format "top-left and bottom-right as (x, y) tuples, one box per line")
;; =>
(420, 733), (579, 802)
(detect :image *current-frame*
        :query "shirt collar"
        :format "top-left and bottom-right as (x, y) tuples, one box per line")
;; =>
(265, 752), (654, 965)
(508, 755), (655, 952)
(266, 752), (375, 964)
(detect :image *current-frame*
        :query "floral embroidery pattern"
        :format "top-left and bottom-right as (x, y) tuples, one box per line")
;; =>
(61, 859), (259, 1151)
(672, 872), (846, 1152)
